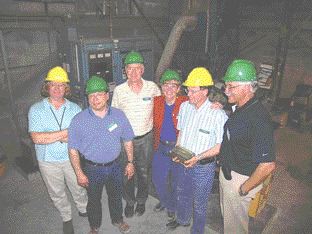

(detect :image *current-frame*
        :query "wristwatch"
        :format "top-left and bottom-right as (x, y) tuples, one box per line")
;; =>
(127, 160), (134, 164)
(239, 184), (248, 196)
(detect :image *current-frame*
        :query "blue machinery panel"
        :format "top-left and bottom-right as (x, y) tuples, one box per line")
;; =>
(68, 37), (154, 106)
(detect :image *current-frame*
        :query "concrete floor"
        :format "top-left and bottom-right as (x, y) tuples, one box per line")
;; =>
(263, 127), (312, 234)
(0, 164), (221, 234)
(0, 113), (312, 233)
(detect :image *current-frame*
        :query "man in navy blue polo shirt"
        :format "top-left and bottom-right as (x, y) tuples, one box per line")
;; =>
(219, 60), (276, 233)
(68, 76), (135, 234)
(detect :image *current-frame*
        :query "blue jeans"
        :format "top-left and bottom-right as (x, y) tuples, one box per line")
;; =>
(83, 160), (123, 229)
(152, 143), (180, 212)
(176, 162), (216, 234)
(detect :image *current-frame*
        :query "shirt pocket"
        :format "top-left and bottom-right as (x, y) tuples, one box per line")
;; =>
(198, 127), (213, 140)
(142, 96), (152, 104)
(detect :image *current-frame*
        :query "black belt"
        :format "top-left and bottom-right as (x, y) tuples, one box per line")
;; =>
(160, 140), (176, 146)
(83, 157), (118, 167)
(134, 131), (151, 140)
(199, 157), (215, 165)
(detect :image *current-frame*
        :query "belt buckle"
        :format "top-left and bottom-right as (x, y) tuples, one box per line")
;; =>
(161, 140), (175, 146)
(199, 157), (215, 165)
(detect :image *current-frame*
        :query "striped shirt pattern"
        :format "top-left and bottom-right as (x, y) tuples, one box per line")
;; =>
(177, 99), (228, 155)
(112, 78), (161, 136)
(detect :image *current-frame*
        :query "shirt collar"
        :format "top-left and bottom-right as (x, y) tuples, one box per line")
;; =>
(88, 106), (111, 117)
(43, 98), (69, 110)
(126, 78), (145, 90)
(191, 98), (211, 112)
(235, 96), (258, 113)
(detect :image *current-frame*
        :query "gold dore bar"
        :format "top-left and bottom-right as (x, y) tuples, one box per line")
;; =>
(168, 146), (195, 162)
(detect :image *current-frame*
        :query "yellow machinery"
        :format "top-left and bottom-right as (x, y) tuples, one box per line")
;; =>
(248, 173), (273, 218)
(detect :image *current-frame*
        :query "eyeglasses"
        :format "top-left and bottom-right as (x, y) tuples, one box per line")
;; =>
(224, 84), (243, 90)
(49, 83), (66, 88)
(88, 92), (107, 99)
(162, 83), (179, 89)
(184, 88), (202, 95)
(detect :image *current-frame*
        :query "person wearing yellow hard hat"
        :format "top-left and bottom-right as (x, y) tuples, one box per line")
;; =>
(41, 66), (70, 97)
(68, 76), (135, 234)
(219, 60), (276, 233)
(112, 51), (161, 218)
(28, 66), (87, 234)
(167, 67), (228, 234)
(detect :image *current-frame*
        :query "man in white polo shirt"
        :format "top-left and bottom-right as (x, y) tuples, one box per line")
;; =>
(112, 51), (161, 217)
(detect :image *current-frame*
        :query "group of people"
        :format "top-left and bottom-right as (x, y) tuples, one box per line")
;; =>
(28, 50), (276, 234)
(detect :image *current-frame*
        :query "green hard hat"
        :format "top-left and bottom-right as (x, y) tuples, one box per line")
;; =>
(124, 51), (144, 65)
(160, 69), (182, 84)
(86, 76), (108, 95)
(223, 59), (257, 82)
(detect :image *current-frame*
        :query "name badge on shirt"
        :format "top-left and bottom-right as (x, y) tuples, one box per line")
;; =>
(108, 122), (118, 132)
(143, 97), (152, 103)
(199, 129), (210, 134)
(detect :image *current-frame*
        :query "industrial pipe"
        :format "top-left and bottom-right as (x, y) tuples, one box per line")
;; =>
(155, 15), (197, 83)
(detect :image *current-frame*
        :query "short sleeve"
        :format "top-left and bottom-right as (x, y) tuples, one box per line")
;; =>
(252, 118), (275, 163)
(215, 112), (228, 144)
(111, 87), (119, 108)
(28, 105), (44, 133)
(120, 111), (135, 142)
(153, 83), (161, 97)
(176, 102), (186, 131)
(68, 116), (81, 151)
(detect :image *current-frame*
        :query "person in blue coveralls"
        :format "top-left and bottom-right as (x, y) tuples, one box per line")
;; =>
(152, 69), (188, 221)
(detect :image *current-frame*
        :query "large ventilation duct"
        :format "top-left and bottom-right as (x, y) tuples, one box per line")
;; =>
(155, 15), (198, 83)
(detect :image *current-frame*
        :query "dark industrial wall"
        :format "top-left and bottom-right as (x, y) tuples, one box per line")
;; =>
(0, 0), (172, 166)
(0, 0), (171, 95)
(0, 0), (312, 149)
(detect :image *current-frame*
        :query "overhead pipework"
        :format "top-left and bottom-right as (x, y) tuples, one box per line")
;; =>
(155, 15), (198, 83)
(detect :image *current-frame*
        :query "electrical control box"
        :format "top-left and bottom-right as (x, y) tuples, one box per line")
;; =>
(65, 37), (154, 107)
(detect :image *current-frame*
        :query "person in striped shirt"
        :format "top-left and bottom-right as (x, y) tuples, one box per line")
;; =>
(166, 67), (228, 234)
(112, 51), (161, 218)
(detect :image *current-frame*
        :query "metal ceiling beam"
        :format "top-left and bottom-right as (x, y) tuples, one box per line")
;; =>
(272, 0), (295, 104)
(240, 19), (312, 31)
(14, 0), (75, 3)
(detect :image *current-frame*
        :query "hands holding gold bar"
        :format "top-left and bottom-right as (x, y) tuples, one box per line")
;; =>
(168, 146), (195, 164)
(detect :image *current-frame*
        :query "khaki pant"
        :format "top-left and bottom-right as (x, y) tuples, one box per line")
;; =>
(39, 160), (88, 222)
(219, 169), (262, 234)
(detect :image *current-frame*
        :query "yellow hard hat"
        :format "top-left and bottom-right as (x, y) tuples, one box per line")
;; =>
(45, 66), (69, 83)
(183, 67), (214, 87)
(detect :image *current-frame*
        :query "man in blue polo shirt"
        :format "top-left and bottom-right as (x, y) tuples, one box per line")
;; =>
(68, 76), (135, 234)
(28, 66), (87, 234)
